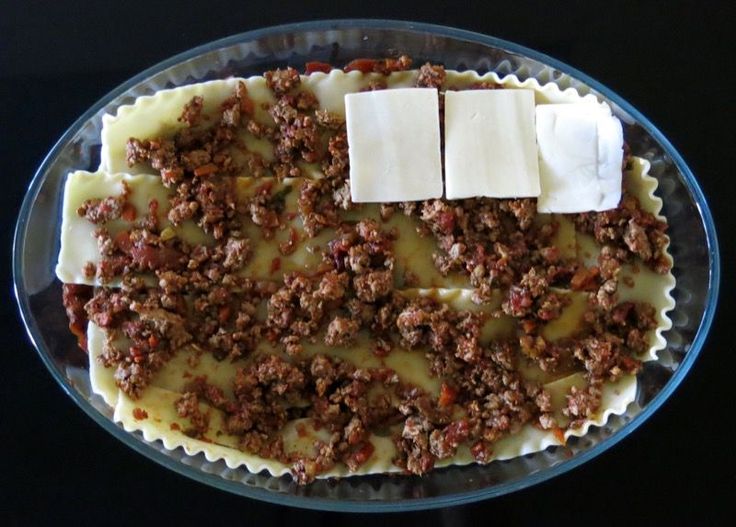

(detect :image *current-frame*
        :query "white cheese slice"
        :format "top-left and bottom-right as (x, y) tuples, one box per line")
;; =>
(345, 88), (443, 202)
(444, 89), (540, 199)
(536, 103), (623, 213)
(596, 109), (626, 209)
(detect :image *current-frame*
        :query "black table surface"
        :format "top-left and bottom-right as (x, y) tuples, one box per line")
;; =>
(2, 1), (734, 524)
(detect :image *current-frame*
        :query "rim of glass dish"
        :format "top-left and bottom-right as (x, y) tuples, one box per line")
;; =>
(13, 19), (720, 513)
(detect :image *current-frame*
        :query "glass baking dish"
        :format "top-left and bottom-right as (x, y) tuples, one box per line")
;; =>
(13, 19), (720, 512)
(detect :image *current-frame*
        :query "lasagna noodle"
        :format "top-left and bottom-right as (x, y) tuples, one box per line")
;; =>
(88, 278), (635, 478)
(58, 172), (577, 288)
(99, 71), (609, 178)
(101, 77), (278, 174)
(100, 328), (637, 476)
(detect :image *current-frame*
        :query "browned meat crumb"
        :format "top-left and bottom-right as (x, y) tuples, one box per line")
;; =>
(178, 96), (204, 127)
(325, 316), (360, 347)
(322, 130), (349, 180)
(416, 63), (446, 89)
(574, 192), (671, 274)
(62, 284), (93, 352)
(469, 81), (502, 90)
(77, 183), (131, 224)
(176, 392), (210, 437)
(345, 55), (413, 75)
(563, 380), (603, 428)
(126, 138), (177, 171)
(297, 179), (339, 237)
(315, 109), (344, 129)
(264, 67), (301, 95)
(269, 94), (321, 165)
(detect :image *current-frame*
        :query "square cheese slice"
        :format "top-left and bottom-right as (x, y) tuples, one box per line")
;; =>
(536, 104), (623, 213)
(345, 88), (443, 202)
(444, 89), (540, 199)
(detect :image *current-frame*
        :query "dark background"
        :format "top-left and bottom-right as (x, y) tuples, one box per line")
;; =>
(2, 0), (734, 524)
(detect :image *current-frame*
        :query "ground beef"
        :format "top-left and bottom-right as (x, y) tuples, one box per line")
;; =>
(178, 353), (403, 483)
(269, 94), (321, 166)
(297, 179), (340, 237)
(598, 245), (626, 281)
(325, 316), (359, 347)
(455, 350), (555, 443)
(102, 340), (163, 399)
(266, 273), (334, 354)
(223, 237), (250, 270)
(132, 304), (192, 349)
(264, 67), (301, 95)
(363, 80), (388, 91)
(563, 379), (603, 428)
(413, 197), (566, 300)
(242, 182), (290, 239)
(315, 109), (344, 129)
(395, 297), (484, 368)
(574, 192), (671, 274)
(344, 55), (412, 74)
(62, 284), (93, 351)
(395, 415), (436, 474)
(176, 392), (210, 438)
(247, 119), (276, 140)
(429, 419), (470, 459)
(501, 266), (571, 327)
(178, 96), (204, 127)
(125, 82), (252, 242)
(86, 230), (271, 393)
(126, 137), (177, 172)
(85, 287), (129, 328)
(77, 183), (131, 224)
(95, 299), (188, 399)
(322, 131), (349, 180)
(415, 63), (446, 89)
(353, 269), (392, 302)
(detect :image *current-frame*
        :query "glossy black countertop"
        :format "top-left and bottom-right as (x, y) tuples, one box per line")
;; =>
(2, 1), (733, 524)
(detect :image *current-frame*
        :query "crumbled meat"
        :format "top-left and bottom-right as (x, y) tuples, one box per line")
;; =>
(264, 67), (301, 95)
(395, 297), (483, 367)
(623, 219), (653, 261)
(354, 270), (392, 302)
(223, 237), (250, 270)
(563, 380), (603, 428)
(64, 58), (672, 486)
(85, 287), (129, 328)
(574, 192), (671, 274)
(470, 81), (501, 90)
(178, 96), (204, 127)
(126, 138), (177, 171)
(323, 130), (349, 181)
(77, 183), (131, 224)
(416, 63), (446, 89)
(332, 181), (351, 210)
(325, 316), (359, 347)
(62, 284), (93, 351)
(298, 179), (340, 237)
(344, 55), (412, 74)
(266, 273), (331, 352)
(315, 109), (344, 129)
(269, 95), (321, 165)
(176, 392), (210, 437)
(429, 420), (470, 459)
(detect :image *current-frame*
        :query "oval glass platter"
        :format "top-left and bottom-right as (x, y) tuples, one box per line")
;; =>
(13, 20), (720, 512)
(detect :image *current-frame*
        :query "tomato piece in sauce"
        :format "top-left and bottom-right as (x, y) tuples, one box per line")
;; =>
(305, 61), (332, 74)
